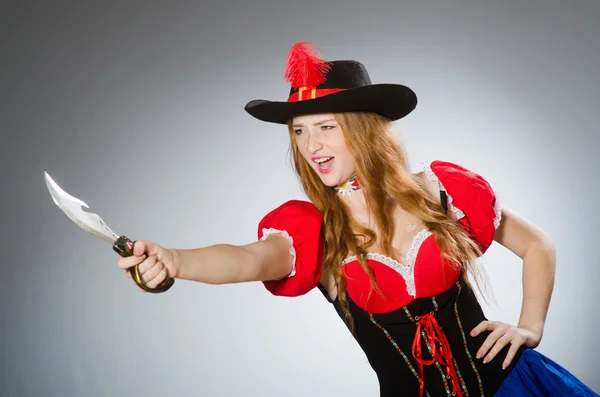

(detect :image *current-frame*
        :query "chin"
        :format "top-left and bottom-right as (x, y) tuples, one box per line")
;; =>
(317, 173), (341, 188)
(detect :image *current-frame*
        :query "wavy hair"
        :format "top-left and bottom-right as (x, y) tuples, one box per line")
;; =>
(287, 112), (487, 331)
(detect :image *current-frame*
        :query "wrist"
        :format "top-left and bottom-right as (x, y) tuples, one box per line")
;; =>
(518, 322), (544, 341)
(169, 248), (182, 279)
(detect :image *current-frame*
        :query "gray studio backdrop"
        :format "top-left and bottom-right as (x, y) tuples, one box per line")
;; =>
(2, 1), (599, 396)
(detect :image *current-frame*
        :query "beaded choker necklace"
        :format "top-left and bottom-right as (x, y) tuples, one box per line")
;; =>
(335, 175), (360, 197)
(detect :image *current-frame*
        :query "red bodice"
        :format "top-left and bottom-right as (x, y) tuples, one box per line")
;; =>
(257, 160), (502, 314)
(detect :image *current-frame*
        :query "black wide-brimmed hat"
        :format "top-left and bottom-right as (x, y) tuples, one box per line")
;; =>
(244, 42), (418, 125)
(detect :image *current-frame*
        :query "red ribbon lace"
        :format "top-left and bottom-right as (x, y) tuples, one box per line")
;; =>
(412, 313), (463, 397)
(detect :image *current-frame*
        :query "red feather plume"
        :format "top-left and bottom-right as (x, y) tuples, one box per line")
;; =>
(284, 42), (331, 89)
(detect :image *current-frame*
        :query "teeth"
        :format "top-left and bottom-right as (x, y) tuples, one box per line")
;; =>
(315, 157), (333, 164)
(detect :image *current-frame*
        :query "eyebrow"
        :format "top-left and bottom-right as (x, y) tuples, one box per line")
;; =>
(292, 118), (336, 128)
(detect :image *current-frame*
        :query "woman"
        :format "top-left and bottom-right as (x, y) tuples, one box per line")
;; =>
(117, 42), (598, 396)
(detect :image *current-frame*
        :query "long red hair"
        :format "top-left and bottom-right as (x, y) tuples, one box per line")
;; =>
(287, 111), (486, 331)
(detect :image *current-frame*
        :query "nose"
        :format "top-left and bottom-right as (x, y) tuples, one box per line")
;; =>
(306, 130), (323, 154)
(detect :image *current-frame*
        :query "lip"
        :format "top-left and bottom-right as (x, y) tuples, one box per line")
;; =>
(315, 157), (334, 174)
(312, 156), (334, 162)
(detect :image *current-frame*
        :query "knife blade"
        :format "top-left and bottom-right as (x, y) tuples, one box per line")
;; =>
(43, 171), (174, 293)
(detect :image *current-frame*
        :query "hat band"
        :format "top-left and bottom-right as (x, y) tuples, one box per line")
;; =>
(288, 87), (346, 102)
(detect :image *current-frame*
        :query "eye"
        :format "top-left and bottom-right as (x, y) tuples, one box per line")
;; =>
(320, 125), (335, 131)
(294, 129), (304, 135)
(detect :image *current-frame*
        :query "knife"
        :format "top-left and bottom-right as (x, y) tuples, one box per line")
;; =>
(43, 171), (174, 293)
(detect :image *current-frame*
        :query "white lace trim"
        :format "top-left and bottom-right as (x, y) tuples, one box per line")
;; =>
(406, 229), (433, 268)
(341, 229), (433, 297)
(422, 161), (465, 220)
(260, 228), (296, 277)
(493, 195), (503, 229)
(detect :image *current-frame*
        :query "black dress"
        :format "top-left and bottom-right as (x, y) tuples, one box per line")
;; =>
(317, 275), (523, 396)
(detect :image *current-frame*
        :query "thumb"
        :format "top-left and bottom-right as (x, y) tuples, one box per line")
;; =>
(132, 240), (148, 256)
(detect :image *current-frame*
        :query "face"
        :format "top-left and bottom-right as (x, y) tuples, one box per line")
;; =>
(292, 113), (356, 187)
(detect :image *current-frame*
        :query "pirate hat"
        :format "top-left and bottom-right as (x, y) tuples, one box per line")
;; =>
(244, 42), (418, 125)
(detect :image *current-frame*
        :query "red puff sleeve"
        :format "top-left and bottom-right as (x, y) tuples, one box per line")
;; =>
(257, 200), (325, 297)
(424, 160), (503, 254)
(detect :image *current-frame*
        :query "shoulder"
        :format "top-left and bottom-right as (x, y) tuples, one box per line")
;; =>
(415, 159), (495, 194)
(258, 199), (324, 248)
(257, 199), (325, 297)
(415, 159), (503, 251)
(414, 163), (442, 205)
(413, 160), (470, 206)
(258, 200), (323, 233)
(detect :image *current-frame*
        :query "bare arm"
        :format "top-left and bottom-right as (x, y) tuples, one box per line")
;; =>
(493, 207), (556, 338)
(419, 170), (556, 337)
(173, 234), (294, 284)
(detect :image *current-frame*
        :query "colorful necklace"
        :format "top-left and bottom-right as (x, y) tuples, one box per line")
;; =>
(336, 175), (360, 197)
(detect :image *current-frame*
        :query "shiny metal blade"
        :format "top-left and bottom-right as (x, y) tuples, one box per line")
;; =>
(44, 171), (119, 244)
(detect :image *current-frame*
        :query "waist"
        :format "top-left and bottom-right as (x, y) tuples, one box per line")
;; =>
(343, 280), (524, 397)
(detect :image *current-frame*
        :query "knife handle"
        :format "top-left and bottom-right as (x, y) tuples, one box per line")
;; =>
(112, 235), (175, 293)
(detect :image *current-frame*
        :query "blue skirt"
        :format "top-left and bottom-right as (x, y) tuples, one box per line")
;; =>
(494, 348), (598, 396)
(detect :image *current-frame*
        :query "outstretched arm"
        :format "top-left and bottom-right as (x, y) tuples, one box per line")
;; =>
(174, 234), (294, 284)
(118, 200), (324, 295)
(117, 234), (295, 288)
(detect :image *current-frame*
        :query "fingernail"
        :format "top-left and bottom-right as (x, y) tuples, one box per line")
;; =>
(483, 358), (489, 364)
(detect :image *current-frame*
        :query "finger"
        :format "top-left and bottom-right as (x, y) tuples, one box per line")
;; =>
(476, 324), (507, 359)
(483, 332), (512, 364)
(502, 340), (523, 370)
(141, 259), (164, 284)
(145, 267), (168, 289)
(471, 320), (493, 337)
(117, 254), (146, 270)
(125, 269), (132, 278)
(134, 240), (161, 257)
(132, 240), (146, 256)
(137, 255), (158, 274)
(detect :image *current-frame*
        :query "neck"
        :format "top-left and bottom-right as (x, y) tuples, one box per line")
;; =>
(335, 175), (360, 197)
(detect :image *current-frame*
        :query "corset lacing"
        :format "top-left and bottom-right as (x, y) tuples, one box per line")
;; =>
(412, 312), (463, 397)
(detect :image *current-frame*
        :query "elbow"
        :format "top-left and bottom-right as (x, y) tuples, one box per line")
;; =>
(526, 232), (556, 268)
(257, 254), (293, 282)
(237, 238), (293, 283)
(257, 235), (295, 281)
(538, 231), (556, 257)
(235, 247), (269, 283)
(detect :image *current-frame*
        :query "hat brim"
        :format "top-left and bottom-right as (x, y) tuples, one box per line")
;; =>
(244, 83), (417, 125)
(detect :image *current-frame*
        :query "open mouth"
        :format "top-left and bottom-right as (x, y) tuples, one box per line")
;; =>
(314, 157), (334, 173)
